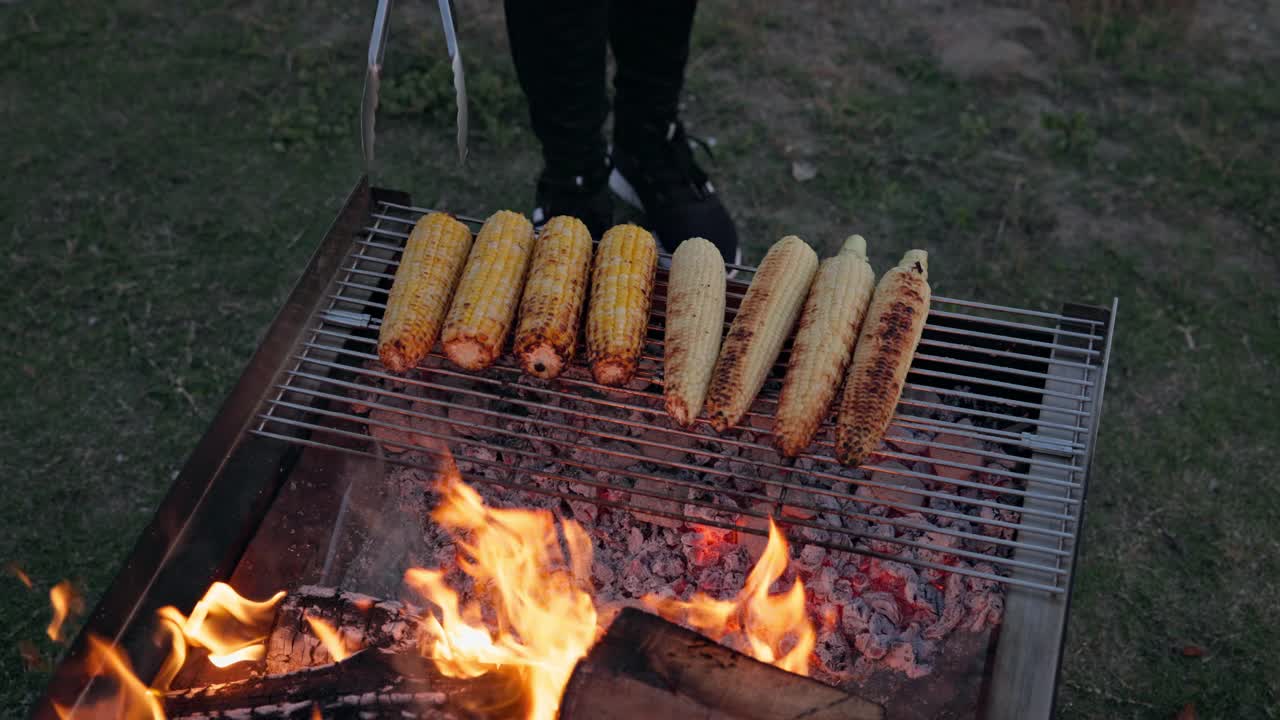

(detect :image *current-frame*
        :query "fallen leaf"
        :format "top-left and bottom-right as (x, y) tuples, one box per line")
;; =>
(1175, 702), (1196, 720)
(1180, 645), (1205, 658)
(791, 160), (818, 182)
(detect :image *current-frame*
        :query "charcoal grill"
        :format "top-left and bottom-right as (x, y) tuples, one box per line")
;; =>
(35, 3), (1116, 718)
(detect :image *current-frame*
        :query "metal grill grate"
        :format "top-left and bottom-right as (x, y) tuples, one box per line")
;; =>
(251, 200), (1115, 594)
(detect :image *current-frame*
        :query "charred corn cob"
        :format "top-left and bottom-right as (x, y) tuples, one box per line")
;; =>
(835, 250), (931, 466)
(704, 236), (818, 432)
(663, 237), (727, 426)
(378, 212), (474, 373)
(441, 210), (536, 371)
(513, 216), (594, 379)
(774, 236), (876, 457)
(586, 224), (658, 386)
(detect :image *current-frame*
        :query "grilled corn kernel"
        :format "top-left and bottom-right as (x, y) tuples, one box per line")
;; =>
(774, 235), (876, 457)
(441, 210), (536, 370)
(378, 212), (474, 373)
(586, 224), (658, 386)
(513, 216), (594, 379)
(835, 249), (931, 466)
(705, 235), (818, 432)
(663, 237), (726, 426)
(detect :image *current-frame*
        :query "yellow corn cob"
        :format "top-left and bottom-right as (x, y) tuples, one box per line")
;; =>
(835, 250), (931, 466)
(513, 216), (594, 379)
(377, 212), (474, 373)
(586, 224), (658, 386)
(441, 210), (536, 370)
(663, 237), (727, 426)
(704, 235), (818, 432)
(773, 235), (876, 457)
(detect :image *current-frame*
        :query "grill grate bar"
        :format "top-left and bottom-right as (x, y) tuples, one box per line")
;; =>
(299, 325), (1090, 466)
(263, 391), (1070, 556)
(268, 387), (1050, 544)
(250, 428), (1064, 593)
(258, 406), (1073, 577)
(255, 199), (1113, 595)
(288, 352), (1076, 490)
(280, 361), (1082, 516)
(312, 307), (1096, 433)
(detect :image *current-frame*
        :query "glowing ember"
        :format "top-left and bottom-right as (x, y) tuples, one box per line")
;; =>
(47, 580), (85, 643)
(6, 562), (34, 589)
(157, 582), (285, 668)
(53, 635), (165, 720)
(305, 615), (351, 662)
(404, 475), (597, 720)
(644, 519), (816, 675)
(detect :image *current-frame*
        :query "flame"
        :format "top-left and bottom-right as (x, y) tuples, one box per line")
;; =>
(150, 617), (188, 692)
(644, 519), (816, 675)
(311, 704), (322, 720)
(157, 582), (285, 668)
(47, 580), (84, 643)
(7, 562), (33, 589)
(305, 616), (350, 662)
(404, 476), (597, 720)
(53, 635), (165, 720)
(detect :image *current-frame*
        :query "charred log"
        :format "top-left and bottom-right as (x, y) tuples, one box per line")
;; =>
(164, 648), (524, 720)
(265, 585), (419, 674)
(559, 608), (884, 720)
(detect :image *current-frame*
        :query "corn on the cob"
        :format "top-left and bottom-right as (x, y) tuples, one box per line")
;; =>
(704, 236), (818, 432)
(773, 235), (876, 457)
(513, 216), (594, 379)
(835, 250), (931, 466)
(377, 212), (474, 373)
(441, 210), (536, 371)
(663, 237), (727, 426)
(586, 224), (658, 386)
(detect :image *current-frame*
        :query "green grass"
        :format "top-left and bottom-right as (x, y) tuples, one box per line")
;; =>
(2, 0), (1277, 717)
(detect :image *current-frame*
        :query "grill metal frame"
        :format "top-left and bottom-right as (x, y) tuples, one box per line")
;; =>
(34, 179), (1117, 720)
(252, 198), (1116, 596)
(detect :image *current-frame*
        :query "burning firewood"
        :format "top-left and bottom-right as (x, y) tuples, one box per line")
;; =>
(559, 608), (884, 720)
(164, 648), (518, 719)
(265, 585), (420, 675)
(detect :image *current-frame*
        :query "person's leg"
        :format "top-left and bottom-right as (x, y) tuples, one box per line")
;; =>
(607, 1), (738, 261)
(608, 0), (695, 143)
(504, 0), (613, 235)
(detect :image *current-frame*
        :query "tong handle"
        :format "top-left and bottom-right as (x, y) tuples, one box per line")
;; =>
(361, 0), (394, 175)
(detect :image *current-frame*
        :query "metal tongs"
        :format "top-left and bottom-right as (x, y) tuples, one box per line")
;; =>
(362, 0), (469, 175)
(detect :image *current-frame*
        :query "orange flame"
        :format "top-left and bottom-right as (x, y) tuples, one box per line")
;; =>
(404, 476), (597, 720)
(150, 616), (188, 692)
(157, 582), (285, 668)
(6, 562), (33, 589)
(311, 703), (323, 720)
(644, 519), (816, 675)
(53, 635), (165, 720)
(47, 580), (85, 643)
(305, 616), (351, 662)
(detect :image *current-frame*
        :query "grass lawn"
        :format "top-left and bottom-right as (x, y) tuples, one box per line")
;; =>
(1, 0), (1276, 717)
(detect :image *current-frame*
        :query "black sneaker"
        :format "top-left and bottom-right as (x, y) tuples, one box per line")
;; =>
(609, 120), (741, 268)
(531, 162), (614, 240)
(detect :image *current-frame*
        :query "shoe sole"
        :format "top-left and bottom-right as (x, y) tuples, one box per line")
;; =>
(609, 168), (742, 279)
(609, 168), (646, 212)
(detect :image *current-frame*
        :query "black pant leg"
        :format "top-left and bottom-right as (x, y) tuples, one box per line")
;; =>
(608, 0), (698, 143)
(504, 0), (610, 176)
